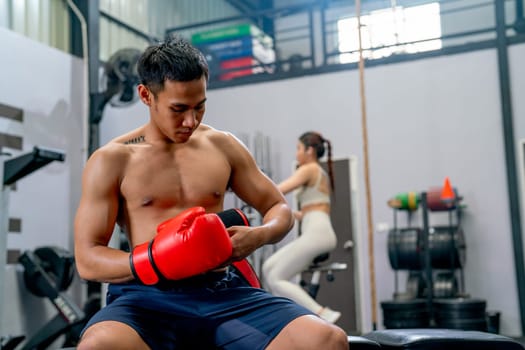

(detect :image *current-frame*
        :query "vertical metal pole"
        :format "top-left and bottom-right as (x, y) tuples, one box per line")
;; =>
(393, 210), (398, 295)
(516, 0), (525, 32)
(308, 8), (315, 68)
(355, 0), (377, 330)
(259, 0), (275, 41)
(448, 210), (455, 274)
(456, 204), (465, 295)
(320, 0), (328, 66)
(0, 153), (10, 334)
(495, 0), (525, 334)
(421, 192), (433, 323)
(72, 0), (103, 299)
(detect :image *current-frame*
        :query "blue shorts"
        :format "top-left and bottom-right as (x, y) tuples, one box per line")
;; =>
(83, 268), (313, 350)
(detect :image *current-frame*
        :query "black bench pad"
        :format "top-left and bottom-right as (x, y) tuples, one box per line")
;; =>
(347, 335), (382, 349)
(361, 328), (524, 350)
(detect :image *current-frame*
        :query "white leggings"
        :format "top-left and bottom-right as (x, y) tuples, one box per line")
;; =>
(262, 211), (337, 313)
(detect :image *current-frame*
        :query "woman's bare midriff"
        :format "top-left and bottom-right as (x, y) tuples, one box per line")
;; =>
(300, 203), (330, 215)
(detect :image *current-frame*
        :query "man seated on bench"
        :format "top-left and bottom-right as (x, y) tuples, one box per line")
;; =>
(73, 36), (348, 350)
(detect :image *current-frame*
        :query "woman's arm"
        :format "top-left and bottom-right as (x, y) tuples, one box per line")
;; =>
(277, 163), (313, 194)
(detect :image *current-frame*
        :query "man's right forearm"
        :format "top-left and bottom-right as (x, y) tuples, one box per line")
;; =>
(76, 245), (134, 283)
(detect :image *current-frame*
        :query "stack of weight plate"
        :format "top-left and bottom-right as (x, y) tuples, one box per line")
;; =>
(380, 299), (431, 329)
(387, 226), (466, 271)
(382, 225), (468, 329)
(433, 298), (488, 331)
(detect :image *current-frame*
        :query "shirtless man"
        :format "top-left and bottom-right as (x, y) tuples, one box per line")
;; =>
(73, 36), (349, 350)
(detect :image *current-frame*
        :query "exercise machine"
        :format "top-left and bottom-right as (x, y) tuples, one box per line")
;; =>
(19, 247), (85, 349)
(1, 246), (85, 350)
(0, 146), (69, 349)
(0, 245), (93, 350)
(301, 251), (348, 299)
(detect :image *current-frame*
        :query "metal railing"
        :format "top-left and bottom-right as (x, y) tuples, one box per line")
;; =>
(2, 0), (523, 84)
(98, 0), (525, 89)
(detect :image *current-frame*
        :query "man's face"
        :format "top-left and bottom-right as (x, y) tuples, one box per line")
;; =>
(144, 76), (207, 143)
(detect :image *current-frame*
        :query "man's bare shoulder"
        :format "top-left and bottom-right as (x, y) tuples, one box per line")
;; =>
(90, 126), (147, 160)
(199, 124), (245, 148)
(197, 125), (257, 173)
(87, 135), (135, 172)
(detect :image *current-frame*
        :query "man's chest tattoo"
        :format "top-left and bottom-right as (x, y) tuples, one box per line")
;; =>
(124, 135), (145, 144)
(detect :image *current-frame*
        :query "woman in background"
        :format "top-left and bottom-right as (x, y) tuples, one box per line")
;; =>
(262, 131), (341, 324)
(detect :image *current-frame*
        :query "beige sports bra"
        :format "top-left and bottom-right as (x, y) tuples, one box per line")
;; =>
(295, 166), (330, 208)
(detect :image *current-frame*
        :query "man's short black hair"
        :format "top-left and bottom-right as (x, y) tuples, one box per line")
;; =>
(137, 35), (209, 96)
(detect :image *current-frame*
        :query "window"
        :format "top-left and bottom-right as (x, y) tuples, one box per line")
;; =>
(1, 0), (71, 53)
(338, 2), (442, 63)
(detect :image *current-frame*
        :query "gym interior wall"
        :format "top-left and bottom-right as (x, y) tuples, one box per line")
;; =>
(0, 27), (86, 341)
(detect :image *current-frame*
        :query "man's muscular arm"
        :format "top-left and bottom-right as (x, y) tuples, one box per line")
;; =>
(74, 145), (133, 283)
(221, 132), (294, 258)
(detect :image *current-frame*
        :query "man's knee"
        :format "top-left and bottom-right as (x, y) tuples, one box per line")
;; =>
(328, 325), (350, 350)
(76, 336), (95, 350)
(308, 322), (348, 350)
(77, 332), (148, 350)
(268, 315), (348, 349)
(77, 321), (149, 350)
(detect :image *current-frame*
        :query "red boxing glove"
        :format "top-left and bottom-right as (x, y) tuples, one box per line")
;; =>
(130, 207), (233, 285)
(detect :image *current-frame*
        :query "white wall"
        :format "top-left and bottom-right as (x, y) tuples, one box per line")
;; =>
(0, 27), (85, 339)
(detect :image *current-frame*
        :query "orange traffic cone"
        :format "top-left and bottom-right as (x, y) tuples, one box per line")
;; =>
(441, 177), (455, 202)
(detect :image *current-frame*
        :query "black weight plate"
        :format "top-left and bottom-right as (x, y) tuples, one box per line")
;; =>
(34, 246), (75, 291)
(22, 246), (75, 296)
(388, 226), (466, 270)
(428, 226), (466, 269)
(384, 317), (431, 329)
(433, 298), (486, 311)
(435, 317), (488, 331)
(388, 228), (422, 270)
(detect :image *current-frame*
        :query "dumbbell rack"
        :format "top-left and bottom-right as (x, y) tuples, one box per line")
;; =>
(420, 191), (465, 319)
(421, 192), (452, 322)
(389, 190), (464, 297)
(384, 188), (466, 329)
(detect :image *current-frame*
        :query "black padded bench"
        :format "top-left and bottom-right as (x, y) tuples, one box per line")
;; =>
(357, 328), (525, 350)
(348, 335), (382, 349)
